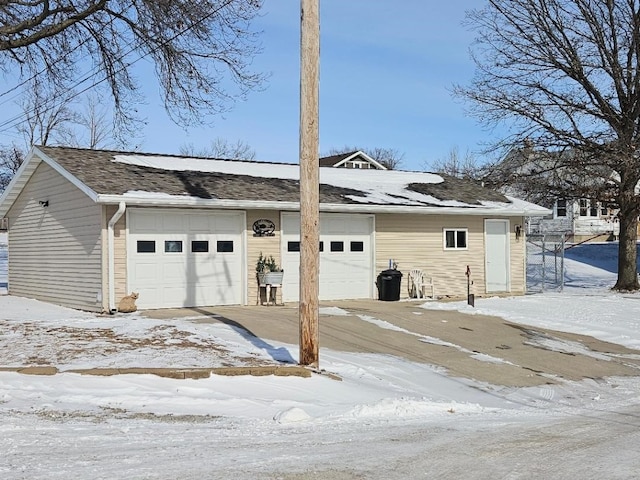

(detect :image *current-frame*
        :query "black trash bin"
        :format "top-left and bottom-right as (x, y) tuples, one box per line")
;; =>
(377, 269), (403, 301)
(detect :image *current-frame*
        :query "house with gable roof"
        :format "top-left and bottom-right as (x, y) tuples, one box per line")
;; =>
(0, 146), (549, 312)
(490, 143), (625, 242)
(319, 150), (387, 170)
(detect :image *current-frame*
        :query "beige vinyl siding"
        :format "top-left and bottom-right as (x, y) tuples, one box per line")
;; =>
(246, 210), (282, 304)
(101, 205), (127, 311)
(376, 214), (525, 299)
(510, 217), (526, 295)
(6, 162), (102, 311)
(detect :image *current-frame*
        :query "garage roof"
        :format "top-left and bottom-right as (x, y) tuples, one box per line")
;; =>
(0, 146), (551, 217)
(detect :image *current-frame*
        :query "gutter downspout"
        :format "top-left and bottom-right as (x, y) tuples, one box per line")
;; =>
(108, 201), (126, 313)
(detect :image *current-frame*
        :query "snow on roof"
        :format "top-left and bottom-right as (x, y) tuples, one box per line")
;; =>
(112, 154), (548, 213)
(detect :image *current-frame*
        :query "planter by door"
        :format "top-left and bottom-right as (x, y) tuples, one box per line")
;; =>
(258, 271), (284, 285)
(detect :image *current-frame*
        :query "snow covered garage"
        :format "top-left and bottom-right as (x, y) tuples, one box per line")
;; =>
(0, 146), (550, 312)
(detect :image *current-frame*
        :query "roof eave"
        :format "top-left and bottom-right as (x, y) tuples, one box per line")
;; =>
(95, 194), (548, 216)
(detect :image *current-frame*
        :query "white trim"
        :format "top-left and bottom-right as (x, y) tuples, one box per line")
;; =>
(95, 194), (547, 217)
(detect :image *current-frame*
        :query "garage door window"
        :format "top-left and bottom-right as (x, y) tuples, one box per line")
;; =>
(217, 240), (234, 253)
(330, 241), (344, 252)
(165, 240), (183, 253)
(350, 241), (364, 252)
(191, 241), (209, 253)
(288, 241), (326, 252)
(288, 241), (300, 252)
(137, 240), (156, 253)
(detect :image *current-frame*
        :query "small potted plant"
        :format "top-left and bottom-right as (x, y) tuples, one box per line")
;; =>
(256, 252), (284, 285)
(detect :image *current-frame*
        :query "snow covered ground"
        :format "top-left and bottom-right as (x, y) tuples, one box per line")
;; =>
(1, 243), (640, 478)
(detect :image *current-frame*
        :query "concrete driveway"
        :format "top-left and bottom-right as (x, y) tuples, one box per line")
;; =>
(142, 299), (640, 388)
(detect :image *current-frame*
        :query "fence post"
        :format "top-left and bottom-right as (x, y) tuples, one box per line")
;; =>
(541, 235), (546, 292)
(560, 234), (565, 291)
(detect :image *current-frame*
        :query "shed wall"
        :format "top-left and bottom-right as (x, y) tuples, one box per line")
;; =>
(6, 162), (103, 311)
(375, 214), (526, 299)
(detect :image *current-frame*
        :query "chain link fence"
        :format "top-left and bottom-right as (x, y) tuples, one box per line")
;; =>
(526, 233), (566, 293)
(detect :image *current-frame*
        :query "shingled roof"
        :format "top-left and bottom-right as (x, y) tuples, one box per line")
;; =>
(0, 146), (552, 217)
(319, 151), (358, 167)
(37, 146), (363, 204)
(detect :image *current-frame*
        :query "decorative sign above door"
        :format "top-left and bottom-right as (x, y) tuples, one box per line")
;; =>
(252, 219), (276, 237)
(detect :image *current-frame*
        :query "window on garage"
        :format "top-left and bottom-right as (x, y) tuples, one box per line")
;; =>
(350, 241), (364, 252)
(444, 229), (468, 250)
(217, 240), (234, 253)
(330, 241), (344, 252)
(191, 241), (209, 253)
(288, 241), (300, 252)
(288, 241), (326, 252)
(137, 240), (156, 253)
(164, 240), (183, 253)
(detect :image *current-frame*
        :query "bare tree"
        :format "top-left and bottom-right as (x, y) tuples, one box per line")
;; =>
(17, 81), (79, 147)
(0, 144), (25, 191)
(179, 138), (255, 159)
(326, 146), (404, 170)
(59, 94), (117, 149)
(428, 147), (486, 180)
(0, 1), (265, 130)
(0, 82), (123, 190)
(454, 0), (640, 291)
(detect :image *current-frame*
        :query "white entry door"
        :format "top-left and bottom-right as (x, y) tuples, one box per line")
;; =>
(281, 213), (374, 302)
(485, 219), (510, 293)
(128, 209), (244, 309)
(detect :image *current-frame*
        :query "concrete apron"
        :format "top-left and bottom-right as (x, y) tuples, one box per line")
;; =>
(142, 299), (640, 388)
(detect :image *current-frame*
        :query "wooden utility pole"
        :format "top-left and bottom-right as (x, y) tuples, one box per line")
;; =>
(298, 0), (320, 368)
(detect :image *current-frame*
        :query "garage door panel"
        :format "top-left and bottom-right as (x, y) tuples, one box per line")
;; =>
(282, 213), (373, 302)
(133, 261), (159, 281)
(212, 215), (242, 232)
(131, 213), (161, 233)
(188, 215), (211, 232)
(161, 213), (185, 231)
(162, 262), (187, 281)
(128, 209), (243, 309)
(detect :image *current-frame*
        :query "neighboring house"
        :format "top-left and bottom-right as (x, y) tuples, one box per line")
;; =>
(528, 198), (620, 242)
(318, 151), (387, 170)
(0, 146), (549, 312)
(491, 144), (624, 242)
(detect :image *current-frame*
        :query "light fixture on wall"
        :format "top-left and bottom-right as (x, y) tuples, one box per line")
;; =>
(514, 224), (522, 240)
(38, 200), (49, 207)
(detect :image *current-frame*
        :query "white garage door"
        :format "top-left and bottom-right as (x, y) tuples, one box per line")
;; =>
(128, 209), (244, 309)
(281, 213), (374, 302)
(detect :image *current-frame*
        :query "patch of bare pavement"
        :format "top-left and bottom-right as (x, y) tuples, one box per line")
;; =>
(142, 299), (640, 387)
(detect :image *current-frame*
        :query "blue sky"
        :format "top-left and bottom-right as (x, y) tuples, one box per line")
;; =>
(0, 1), (502, 172)
(140, 0), (500, 172)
